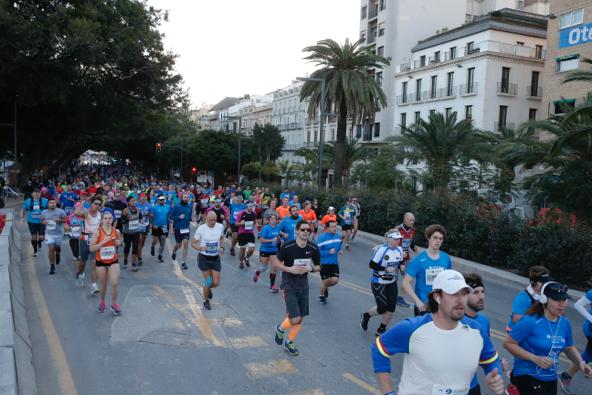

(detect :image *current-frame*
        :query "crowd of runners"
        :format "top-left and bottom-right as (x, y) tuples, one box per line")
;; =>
(18, 169), (592, 395)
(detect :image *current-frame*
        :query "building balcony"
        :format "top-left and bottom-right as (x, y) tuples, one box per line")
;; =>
(459, 83), (478, 96)
(497, 82), (518, 96)
(526, 86), (542, 100)
(396, 94), (413, 105)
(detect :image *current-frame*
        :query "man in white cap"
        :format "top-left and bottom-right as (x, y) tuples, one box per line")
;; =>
(371, 269), (505, 395)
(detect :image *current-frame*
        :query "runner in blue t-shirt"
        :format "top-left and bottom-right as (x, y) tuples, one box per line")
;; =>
(229, 195), (246, 257)
(150, 195), (171, 262)
(504, 281), (592, 394)
(58, 186), (77, 215)
(506, 266), (551, 332)
(278, 206), (302, 243)
(22, 190), (49, 256)
(402, 224), (452, 317)
(135, 194), (152, 266)
(253, 213), (281, 293)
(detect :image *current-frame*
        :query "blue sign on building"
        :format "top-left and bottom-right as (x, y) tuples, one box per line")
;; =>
(559, 22), (592, 48)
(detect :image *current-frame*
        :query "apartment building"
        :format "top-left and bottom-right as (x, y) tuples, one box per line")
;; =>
(393, 8), (547, 132)
(226, 94), (273, 137)
(542, 0), (592, 116)
(358, 0), (549, 142)
(271, 81), (308, 163)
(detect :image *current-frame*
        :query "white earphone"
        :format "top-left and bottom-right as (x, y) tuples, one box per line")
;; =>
(436, 297), (441, 304)
(538, 281), (560, 304)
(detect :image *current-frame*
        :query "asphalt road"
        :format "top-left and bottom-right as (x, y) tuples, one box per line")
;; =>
(16, 219), (591, 395)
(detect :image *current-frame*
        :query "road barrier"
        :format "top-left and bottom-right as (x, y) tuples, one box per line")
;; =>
(0, 209), (37, 395)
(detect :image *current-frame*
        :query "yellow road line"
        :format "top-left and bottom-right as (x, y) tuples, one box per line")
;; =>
(342, 372), (382, 395)
(25, 250), (78, 395)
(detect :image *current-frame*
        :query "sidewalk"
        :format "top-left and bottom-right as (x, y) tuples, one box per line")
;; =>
(355, 229), (586, 300)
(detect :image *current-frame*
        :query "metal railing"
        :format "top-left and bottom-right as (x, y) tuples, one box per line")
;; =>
(459, 83), (478, 95)
(526, 86), (542, 98)
(497, 82), (518, 95)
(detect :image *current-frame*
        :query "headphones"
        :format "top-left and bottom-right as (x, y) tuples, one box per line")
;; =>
(538, 281), (560, 304)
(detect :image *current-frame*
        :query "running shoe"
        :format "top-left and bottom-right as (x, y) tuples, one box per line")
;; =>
(319, 295), (327, 305)
(559, 372), (576, 395)
(283, 341), (299, 356)
(123, 261), (128, 270)
(150, 246), (155, 256)
(274, 325), (284, 345)
(253, 271), (260, 283)
(131, 263), (139, 272)
(91, 282), (100, 295)
(55, 254), (60, 265)
(375, 326), (386, 337)
(49, 265), (56, 275)
(97, 301), (106, 313)
(345, 244), (352, 251)
(360, 312), (370, 331)
(171, 252), (176, 261)
(239, 260), (244, 269)
(324, 288), (329, 298)
(396, 296), (411, 308)
(110, 304), (122, 316)
(203, 300), (211, 310)
(138, 259), (143, 266)
(230, 247), (235, 256)
(158, 255), (163, 263)
(269, 285), (279, 293)
(244, 258), (250, 267)
(181, 262), (188, 270)
(208, 289), (213, 300)
(73, 273), (79, 280)
(78, 272), (85, 286)
(33, 252), (38, 257)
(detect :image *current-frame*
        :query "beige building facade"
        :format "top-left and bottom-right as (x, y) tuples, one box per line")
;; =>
(542, 0), (592, 116)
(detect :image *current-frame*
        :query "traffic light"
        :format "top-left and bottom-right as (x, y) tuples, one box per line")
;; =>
(192, 167), (197, 174)
(156, 143), (162, 152)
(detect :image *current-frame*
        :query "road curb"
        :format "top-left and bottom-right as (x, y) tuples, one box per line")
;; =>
(355, 230), (585, 300)
(0, 209), (37, 395)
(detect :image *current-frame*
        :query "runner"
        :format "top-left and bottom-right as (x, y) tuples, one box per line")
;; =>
(503, 281), (592, 395)
(40, 197), (67, 275)
(338, 199), (357, 250)
(191, 211), (225, 310)
(317, 220), (342, 305)
(135, 193), (152, 266)
(120, 196), (142, 271)
(65, 202), (85, 267)
(22, 189), (48, 257)
(402, 224), (452, 317)
(372, 270), (505, 395)
(361, 230), (404, 336)
(263, 198), (279, 224)
(351, 196), (361, 241)
(319, 206), (337, 233)
(204, 197), (229, 226)
(299, 201), (317, 240)
(58, 184), (77, 216)
(236, 202), (257, 269)
(559, 287), (592, 394)
(150, 195), (171, 263)
(276, 196), (291, 220)
(229, 195), (246, 257)
(105, 190), (127, 231)
(278, 205), (302, 244)
(395, 212), (417, 308)
(272, 220), (321, 356)
(80, 195), (103, 292)
(90, 210), (123, 316)
(507, 266), (551, 332)
(170, 192), (193, 270)
(254, 213), (280, 293)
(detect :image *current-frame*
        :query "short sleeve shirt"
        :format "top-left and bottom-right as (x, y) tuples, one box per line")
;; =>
(193, 223), (225, 256)
(278, 241), (321, 291)
(41, 208), (67, 236)
(406, 250), (452, 303)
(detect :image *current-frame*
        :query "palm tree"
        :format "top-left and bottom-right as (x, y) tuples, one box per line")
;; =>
(277, 160), (301, 187)
(300, 39), (389, 187)
(295, 147), (331, 184)
(394, 111), (487, 191)
(324, 138), (367, 183)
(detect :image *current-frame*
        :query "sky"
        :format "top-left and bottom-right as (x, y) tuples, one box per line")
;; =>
(147, 0), (359, 108)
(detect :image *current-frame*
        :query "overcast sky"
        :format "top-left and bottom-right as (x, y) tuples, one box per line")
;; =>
(147, 0), (359, 108)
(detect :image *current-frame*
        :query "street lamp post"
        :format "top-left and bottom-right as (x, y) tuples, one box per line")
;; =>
(297, 77), (326, 191)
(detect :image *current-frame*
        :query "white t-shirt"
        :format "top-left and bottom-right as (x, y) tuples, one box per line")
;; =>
(193, 223), (225, 256)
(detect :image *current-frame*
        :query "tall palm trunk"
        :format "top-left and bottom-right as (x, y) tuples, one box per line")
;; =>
(333, 101), (348, 187)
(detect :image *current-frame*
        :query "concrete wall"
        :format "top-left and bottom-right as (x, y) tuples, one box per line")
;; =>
(0, 210), (37, 395)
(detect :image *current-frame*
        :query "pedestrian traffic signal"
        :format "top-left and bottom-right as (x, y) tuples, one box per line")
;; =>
(156, 143), (162, 152)
(192, 167), (197, 174)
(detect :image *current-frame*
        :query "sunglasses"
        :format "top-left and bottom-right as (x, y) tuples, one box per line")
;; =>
(299, 228), (311, 232)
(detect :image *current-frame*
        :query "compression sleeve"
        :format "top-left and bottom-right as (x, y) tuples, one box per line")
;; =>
(574, 296), (592, 325)
(371, 318), (415, 373)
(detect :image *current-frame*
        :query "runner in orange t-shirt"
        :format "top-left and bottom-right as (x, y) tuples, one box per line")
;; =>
(276, 197), (291, 219)
(320, 207), (337, 232)
(299, 200), (318, 238)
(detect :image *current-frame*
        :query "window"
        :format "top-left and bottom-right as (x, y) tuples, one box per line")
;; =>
(400, 113), (407, 128)
(560, 9), (583, 29)
(498, 105), (508, 130)
(530, 71), (540, 96)
(378, 22), (385, 36)
(554, 99), (576, 114)
(360, 30), (366, 41)
(374, 122), (380, 138)
(445, 107), (452, 118)
(501, 67), (511, 93)
(361, 6), (367, 19)
(535, 45), (544, 59)
(376, 72), (383, 86)
(377, 46), (384, 56)
(529, 108), (537, 120)
(430, 76), (437, 99)
(420, 55), (426, 67)
(557, 55), (580, 72)
(355, 124), (362, 139)
(415, 111), (421, 123)
(433, 51), (441, 63)
(447, 72), (454, 96)
(465, 105), (473, 120)
(429, 109), (436, 117)
(416, 79), (422, 101)
(467, 67), (475, 93)
(380, 0), (386, 10)
(467, 41), (475, 53)
(402, 81), (408, 103)
(450, 47), (457, 60)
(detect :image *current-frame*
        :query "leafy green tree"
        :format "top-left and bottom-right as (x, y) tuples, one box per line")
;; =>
(250, 124), (285, 163)
(324, 138), (367, 184)
(295, 146), (331, 184)
(300, 39), (389, 187)
(277, 160), (301, 187)
(351, 143), (406, 190)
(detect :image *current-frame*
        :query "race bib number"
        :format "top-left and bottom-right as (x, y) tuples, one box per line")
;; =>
(46, 220), (57, 231)
(294, 258), (312, 268)
(99, 246), (116, 261)
(205, 241), (218, 254)
(114, 210), (122, 219)
(128, 220), (139, 230)
(70, 226), (81, 238)
(426, 267), (444, 286)
(180, 228), (190, 234)
(402, 239), (412, 249)
(244, 221), (254, 230)
(432, 384), (468, 395)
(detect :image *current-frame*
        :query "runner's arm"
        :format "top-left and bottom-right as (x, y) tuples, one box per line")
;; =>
(402, 274), (423, 309)
(574, 296), (592, 324)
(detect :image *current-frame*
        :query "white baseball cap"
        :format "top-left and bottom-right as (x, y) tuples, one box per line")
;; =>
(432, 270), (473, 295)
(386, 230), (403, 240)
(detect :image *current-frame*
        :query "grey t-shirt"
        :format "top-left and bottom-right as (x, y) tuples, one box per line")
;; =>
(41, 208), (67, 236)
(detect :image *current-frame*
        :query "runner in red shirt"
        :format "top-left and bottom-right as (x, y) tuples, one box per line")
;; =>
(394, 212), (417, 308)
